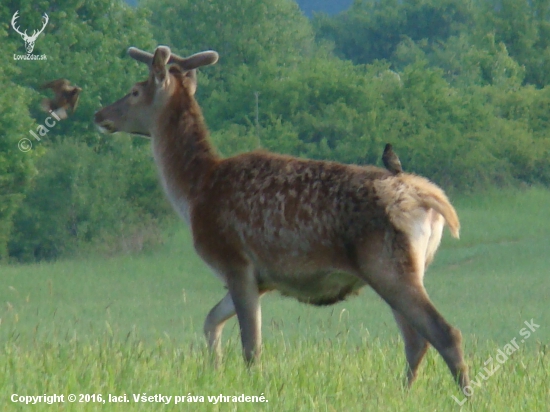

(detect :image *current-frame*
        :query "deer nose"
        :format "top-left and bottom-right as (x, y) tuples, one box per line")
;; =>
(93, 110), (111, 131)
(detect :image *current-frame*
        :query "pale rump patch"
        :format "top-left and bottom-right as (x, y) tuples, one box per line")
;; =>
(425, 209), (444, 268)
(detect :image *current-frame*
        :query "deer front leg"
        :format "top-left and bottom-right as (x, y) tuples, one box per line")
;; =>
(226, 266), (262, 364)
(204, 292), (236, 365)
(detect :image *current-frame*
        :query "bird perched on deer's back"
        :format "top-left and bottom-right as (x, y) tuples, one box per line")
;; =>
(40, 79), (82, 120)
(382, 143), (403, 175)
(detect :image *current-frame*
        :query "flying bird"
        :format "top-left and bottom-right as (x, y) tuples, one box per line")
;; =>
(382, 143), (403, 174)
(40, 79), (82, 120)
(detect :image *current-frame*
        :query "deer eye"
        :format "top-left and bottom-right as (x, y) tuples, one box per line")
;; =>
(131, 89), (139, 97)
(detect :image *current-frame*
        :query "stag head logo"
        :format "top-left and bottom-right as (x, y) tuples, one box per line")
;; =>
(11, 10), (49, 54)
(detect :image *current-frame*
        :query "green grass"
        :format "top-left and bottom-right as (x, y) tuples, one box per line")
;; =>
(1, 336), (547, 411)
(1, 187), (549, 410)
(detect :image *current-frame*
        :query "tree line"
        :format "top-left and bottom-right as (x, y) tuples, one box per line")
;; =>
(1, 0), (549, 262)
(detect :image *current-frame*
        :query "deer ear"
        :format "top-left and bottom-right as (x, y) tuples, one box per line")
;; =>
(184, 70), (197, 96)
(152, 46), (171, 84)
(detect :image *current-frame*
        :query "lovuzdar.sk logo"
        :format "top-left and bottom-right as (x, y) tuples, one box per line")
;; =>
(11, 10), (48, 61)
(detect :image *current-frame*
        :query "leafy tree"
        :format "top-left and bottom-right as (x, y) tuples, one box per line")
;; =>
(393, 32), (525, 88)
(313, 0), (473, 65)
(0, 64), (37, 260)
(8, 138), (167, 261)
(4, 0), (550, 263)
(1, 0), (169, 262)
(297, 0), (354, 16)
(475, 0), (550, 87)
(141, 0), (315, 69)
(1, 0), (156, 148)
(139, 0), (323, 154)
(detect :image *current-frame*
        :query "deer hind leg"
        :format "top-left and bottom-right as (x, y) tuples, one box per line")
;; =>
(392, 309), (429, 387)
(358, 242), (469, 389)
(204, 292), (236, 365)
(379, 279), (468, 389)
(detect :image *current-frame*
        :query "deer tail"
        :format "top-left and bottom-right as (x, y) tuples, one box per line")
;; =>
(374, 173), (460, 239)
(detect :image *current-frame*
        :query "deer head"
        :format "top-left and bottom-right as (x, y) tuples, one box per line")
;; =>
(11, 11), (49, 54)
(94, 46), (218, 137)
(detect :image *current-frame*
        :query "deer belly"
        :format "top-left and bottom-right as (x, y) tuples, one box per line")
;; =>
(261, 270), (365, 306)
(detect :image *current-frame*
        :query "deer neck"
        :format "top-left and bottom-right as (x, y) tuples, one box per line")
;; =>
(152, 93), (218, 217)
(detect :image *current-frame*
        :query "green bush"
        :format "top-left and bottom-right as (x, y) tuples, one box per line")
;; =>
(0, 58), (37, 261)
(8, 138), (169, 262)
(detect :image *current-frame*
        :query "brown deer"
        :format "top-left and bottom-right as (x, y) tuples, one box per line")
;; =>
(94, 46), (469, 390)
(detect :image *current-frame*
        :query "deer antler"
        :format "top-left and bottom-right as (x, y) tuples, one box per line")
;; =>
(128, 46), (219, 71)
(28, 13), (49, 41)
(11, 11), (28, 38)
(11, 11), (48, 40)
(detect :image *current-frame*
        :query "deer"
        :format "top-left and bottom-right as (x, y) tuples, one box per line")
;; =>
(94, 45), (470, 391)
(11, 11), (49, 54)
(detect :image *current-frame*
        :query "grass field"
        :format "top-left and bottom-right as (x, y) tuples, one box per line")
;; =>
(1, 187), (549, 411)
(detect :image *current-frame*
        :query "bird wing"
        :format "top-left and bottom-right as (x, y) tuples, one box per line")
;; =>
(53, 107), (68, 120)
(69, 90), (81, 112)
(40, 78), (70, 91)
(394, 157), (403, 173)
(40, 98), (52, 112)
